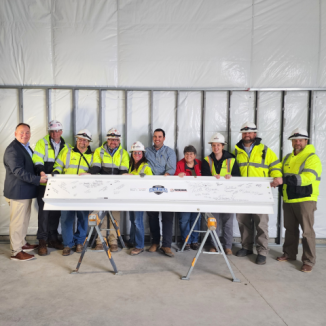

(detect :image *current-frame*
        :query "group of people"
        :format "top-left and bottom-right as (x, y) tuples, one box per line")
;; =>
(3, 120), (322, 273)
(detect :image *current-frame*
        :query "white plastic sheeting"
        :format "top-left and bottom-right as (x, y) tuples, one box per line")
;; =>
(1, 0), (326, 88)
(311, 91), (326, 237)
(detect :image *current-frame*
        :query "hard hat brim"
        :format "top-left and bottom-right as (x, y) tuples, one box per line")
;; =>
(240, 130), (258, 133)
(288, 136), (309, 140)
(129, 149), (146, 152)
(208, 141), (227, 145)
(75, 136), (92, 142)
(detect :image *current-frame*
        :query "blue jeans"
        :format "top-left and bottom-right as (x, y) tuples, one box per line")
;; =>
(61, 210), (89, 248)
(179, 212), (201, 244)
(129, 211), (145, 249)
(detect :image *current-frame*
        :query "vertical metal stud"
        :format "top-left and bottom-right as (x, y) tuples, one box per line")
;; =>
(175, 91), (179, 158)
(201, 91), (205, 160)
(46, 88), (51, 123)
(254, 91), (258, 126)
(149, 90), (154, 147)
(124, 90), (128, 149)
(307, 90), (312, 144)
(227, 91), (231, 152)
(98, 89), (103, 147)
(72, 89), (77, 138)
(18, 88), (24, 122)
(276, 90), (285, 245)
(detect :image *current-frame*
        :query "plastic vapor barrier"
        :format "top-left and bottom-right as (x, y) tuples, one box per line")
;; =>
(311, 91), (326, 237)
(1, 0), (326, 88)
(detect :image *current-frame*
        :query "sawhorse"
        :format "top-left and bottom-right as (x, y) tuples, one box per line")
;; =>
(71, 211), (120, 274)
(181, 213), (240, 282)
(88, 211), (126, 250)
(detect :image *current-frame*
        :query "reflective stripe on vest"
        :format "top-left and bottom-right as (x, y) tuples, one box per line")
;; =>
(100, 147), (123, 173)
(207, 157), (232, 175)
(42, 137), (56, 162)
(140, 164), (148, 174)
(282, 152), (321, 182)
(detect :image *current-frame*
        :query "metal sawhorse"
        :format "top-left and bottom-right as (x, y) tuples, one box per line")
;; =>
(181, 213), (240, 283)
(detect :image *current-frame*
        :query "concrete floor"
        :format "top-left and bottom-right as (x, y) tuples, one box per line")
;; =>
(0, 243), (325, 326)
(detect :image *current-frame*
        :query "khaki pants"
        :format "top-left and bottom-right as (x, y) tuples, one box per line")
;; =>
(5, 197), (32, 256)
(236, 213), (269, 256)
(283, 201), (317, 266)
(96, 211), (120, 245)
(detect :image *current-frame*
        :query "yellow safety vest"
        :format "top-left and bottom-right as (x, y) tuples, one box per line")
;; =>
(32, 134), (71, 184)
(204, 156), (235, 176)
(234, 141), (282, 178)
(53, 147), (93, 175)
(282, 144), (322, 203)
(92, 143), (129, 174)
(128, 162), (153, 175)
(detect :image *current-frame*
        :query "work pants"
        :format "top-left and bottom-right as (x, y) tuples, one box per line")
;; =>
(236, 213), (269, 256)
(283, 201), (317, 266)
(61, 210), (89, 248)
(96, 211), (120, 245)
(5, 197), (32, 256)
(36, 185), (60, 241)
(211, 213), (234, 249)
(178, 212), (201, 244)
(147, 211), (174, 248)
(129, 211), (145, 249)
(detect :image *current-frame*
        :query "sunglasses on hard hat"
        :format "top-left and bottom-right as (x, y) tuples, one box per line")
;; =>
(107, 133), (120, 137)
(77, 133), (91, 140)
(241, 127), (256, 131)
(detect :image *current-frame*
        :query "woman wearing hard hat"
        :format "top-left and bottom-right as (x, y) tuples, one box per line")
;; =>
(175, 145), (202, 250)
(201, 133), (241, 254)
(125, 141), (153, 255)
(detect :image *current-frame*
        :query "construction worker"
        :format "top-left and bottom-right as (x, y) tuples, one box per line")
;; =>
(272, 128), (322, 273)
(145, 128), (176, 257)
(52, 129), (93, 256)
(32, 120), (70, 256)
(234, 122), (282, 265)
(201, 133), (241, 254)
(125, 141), (153, 256)
(88, 128), (129, 252)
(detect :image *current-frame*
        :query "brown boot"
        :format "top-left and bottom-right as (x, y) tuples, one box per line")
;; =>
(38, 240), (48, 256)
(110, 244), (119, 252)
(48, 240), (64, 250)
(224, 248), (233, 255)
(160, 247), (174, 257)
(131, 248), (144, 256)
(94, 243), (104, 250)
(148, 243), (160, 252)
(62, 247), (71, 256)
(76, 244), (83, 253)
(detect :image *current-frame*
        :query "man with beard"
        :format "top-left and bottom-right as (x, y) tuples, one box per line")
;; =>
(234, 122), (282, 265)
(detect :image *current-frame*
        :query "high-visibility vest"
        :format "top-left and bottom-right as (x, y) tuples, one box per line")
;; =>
(128, 162), (153, 175)
(234, 142), (282, 178)
(282, 144), (322, 203)
(204, 156), (235, 176)
(32, 134), (71, 184)
(53, 147), (93, 175)
(92, 143), (129, 174)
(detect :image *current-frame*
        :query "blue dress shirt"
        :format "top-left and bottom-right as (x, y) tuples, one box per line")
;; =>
(145, 145), (176, 175)
(21, 142), (33, 158)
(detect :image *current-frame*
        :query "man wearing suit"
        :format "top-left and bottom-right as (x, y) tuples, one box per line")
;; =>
(3, 123), (48, 261)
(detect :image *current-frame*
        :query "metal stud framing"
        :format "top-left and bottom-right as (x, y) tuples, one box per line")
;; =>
(3, 85), (318, 242)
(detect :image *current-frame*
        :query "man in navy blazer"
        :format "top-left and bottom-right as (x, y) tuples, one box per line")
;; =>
(3, 123), (48, 261)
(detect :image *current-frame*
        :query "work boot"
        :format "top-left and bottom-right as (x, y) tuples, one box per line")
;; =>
(62, 247), (71, 256)
(131, 248), (144, 256)
(236, 248), (253, 257)
(190, 243), (200, 250)
(224, 248), (233, 255)
(256, 254), (266, 265)
(110, 244), (119, 252)
(160, 247), (174, 257)
(76, 244), (83, 253)
(301, 264), (313, 273)
(38, 239), (48, 256)
(125, 241), (134, 249)
(148, 243), (160, 252)
(209, 247), (217, 252)
(48, 240), (64, 250)
(94, 243), (104, 250)
(183, 244), (190, 251)
(276, 254), (295, 262)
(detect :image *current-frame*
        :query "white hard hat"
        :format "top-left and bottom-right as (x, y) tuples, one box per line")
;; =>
(288, 128), (309, 140)
(48, 120), (63, 131)
(208, 133), (227, 145)
(106, 128), (121, 139)
(240, 122), (258, 133)
(75, 129), (92, 142)
(130, 141), (146, 152)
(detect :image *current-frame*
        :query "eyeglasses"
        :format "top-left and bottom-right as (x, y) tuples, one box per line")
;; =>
(108, 139), (120, 142)
(77, 138), (89, 143)
(133, 151), (143, 155)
